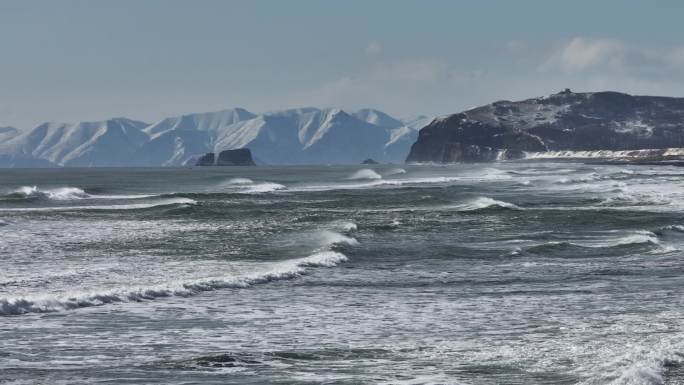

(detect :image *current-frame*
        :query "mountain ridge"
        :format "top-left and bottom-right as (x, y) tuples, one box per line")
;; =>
(0, 107), (430, 167)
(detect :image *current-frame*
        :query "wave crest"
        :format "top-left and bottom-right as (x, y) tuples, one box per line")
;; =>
(0, 250), (348, 316)
(348, 169), (382, 180)
(0, 197), (197, 212)
(456, 197), (522, 212)
(6, 186), (153, 201)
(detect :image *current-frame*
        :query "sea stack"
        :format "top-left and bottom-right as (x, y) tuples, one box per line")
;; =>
(195, 148), (256, 166)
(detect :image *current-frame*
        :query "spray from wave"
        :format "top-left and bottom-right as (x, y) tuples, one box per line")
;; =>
(455, 197), (522, 212)
(0, 222), (358, 316)
(218, 178), (286, 193)
(385, 168), (407, 176)
(0, 197), (197, 212)
(7, 186), (153, 201)
(348, 169), (382, 180)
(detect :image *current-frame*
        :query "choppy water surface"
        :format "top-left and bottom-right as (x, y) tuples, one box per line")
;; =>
(2, 163), (684, 384)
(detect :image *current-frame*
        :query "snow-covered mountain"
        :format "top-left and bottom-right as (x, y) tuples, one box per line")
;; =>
(0, 108), (430, 167)
(0, 118), (149, 167)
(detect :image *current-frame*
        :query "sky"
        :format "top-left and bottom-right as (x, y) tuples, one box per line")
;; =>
(1, 0), (684, 129)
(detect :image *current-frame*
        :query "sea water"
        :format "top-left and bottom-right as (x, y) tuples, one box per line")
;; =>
(2, 163), (684, 384)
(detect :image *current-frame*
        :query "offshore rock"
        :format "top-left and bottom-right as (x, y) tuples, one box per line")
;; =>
(195, 148), (256, 166)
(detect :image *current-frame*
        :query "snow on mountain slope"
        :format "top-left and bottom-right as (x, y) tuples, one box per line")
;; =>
(213, 108), (392, 164)
(353, 108), (404, 129)
(136, 108), (258, 166)
(0, 107), (427, 167)
(0, 118), (149, 167)
(144, 108), (256, 137)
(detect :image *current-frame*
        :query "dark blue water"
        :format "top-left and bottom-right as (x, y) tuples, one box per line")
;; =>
(2, 163), (684, 384)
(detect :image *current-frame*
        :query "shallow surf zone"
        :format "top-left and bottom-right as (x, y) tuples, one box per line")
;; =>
(0, 224), (357, 316)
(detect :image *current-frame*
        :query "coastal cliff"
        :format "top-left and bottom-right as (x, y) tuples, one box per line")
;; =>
(406, 90), (684, 163)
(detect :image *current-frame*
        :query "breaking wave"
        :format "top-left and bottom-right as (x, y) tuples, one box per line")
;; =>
(523, 231), (660, 254)
(226, 178), (254, 185)
(385, 168), (407, 176)
(348, 169), (382, 180)
(6, 186), (153, 201)
(456, 197), (522, 212)
(0, 251), (347, 316)
(0, 197), (197, 212)
(0, 223), (358, 316)
(218, 178), (286, 193)
(242, 182), (286, 193)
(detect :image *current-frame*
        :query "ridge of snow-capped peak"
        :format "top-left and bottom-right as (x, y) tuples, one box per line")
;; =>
(353, 108), (404, 129)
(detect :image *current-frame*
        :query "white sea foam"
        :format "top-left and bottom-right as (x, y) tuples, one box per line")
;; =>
(385, 168), (407, 176)
(11, 186), (153, 200)
(0, 222), (357, 316)
(242, 182), (286, 194)
(331, 221), (358, 232)
(0, 251), (348, 316)
(348, 169), (382, 180)
(456, 197), (522, 212)
(315, 230), (359, 247)
(15, 186), (90, 200)
(291, 176), (461, 193)
(226, 178), (254, 185)
(218, 178), (286, 193)
(0, 236), (351, 316)
(0, 198), (197, 212)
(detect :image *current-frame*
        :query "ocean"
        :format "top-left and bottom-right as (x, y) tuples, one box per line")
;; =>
(1, 163), (684, 384)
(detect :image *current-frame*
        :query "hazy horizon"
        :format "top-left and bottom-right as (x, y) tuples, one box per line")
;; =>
(2, 0), (684, 129)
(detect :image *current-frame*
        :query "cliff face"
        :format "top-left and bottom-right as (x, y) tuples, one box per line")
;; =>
(406, 90), (684, 163)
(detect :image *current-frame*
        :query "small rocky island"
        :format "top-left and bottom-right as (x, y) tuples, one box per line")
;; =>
(361, 158), (379, 165)
(195, 148), (256, 166)
(406, 90), (684, 164)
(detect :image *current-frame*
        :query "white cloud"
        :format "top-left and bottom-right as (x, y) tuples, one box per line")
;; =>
(553, 37), (626, 73)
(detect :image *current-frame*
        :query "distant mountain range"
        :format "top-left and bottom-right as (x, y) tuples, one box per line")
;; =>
(407, 90), (684, 163)
(0, 108), (430, 167)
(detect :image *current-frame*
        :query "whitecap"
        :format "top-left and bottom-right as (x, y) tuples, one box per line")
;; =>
(348, 169), (382, 180)
(11, 186), (153, 200)
(330, 221), (357, 232)
(242, 182), (286, 194)
(456, 197), (522, 212)
(0, 198), (197, 212)
(226, 178), (254, 185)
(0, 250), (347, 316)
(385, 168), (407, 176)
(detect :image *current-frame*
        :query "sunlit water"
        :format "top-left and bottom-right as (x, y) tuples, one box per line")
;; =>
(2, 163), (684, 384)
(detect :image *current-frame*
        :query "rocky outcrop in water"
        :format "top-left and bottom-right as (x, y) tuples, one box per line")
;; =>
(194, 152), (215, 166)
(406, 90), (684, 163)
(195, 148), (255, 166)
